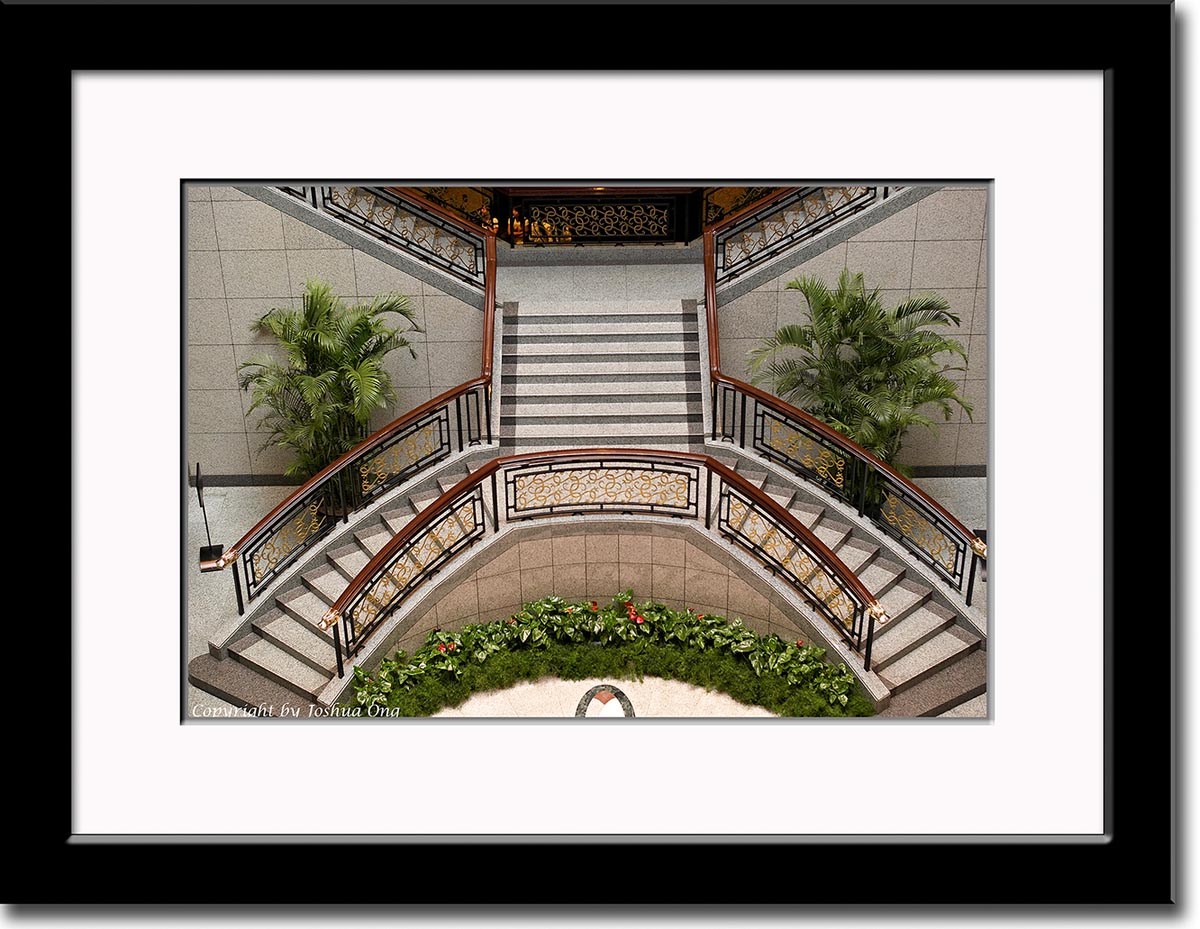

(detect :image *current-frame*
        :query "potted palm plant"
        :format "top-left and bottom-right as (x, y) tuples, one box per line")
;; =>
(748, 268), (972, 475)
(238, 279), (422, 499)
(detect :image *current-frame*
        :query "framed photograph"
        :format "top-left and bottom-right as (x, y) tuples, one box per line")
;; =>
(43, 0), (1176, 909)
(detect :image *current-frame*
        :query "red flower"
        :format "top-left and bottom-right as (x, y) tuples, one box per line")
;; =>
(567, 607), (573, 613)
(448, 642), (455, 651)
(507, 619), (516, 625)
(437, 644), (446, 653)
(698, 614), (705, 620)
(796, 639), (804, 647)
(590, 602), (598, 611)
(635, 615), (644, 625)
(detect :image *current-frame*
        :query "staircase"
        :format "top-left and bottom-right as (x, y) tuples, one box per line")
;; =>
(724, 458), (986, 717)
(499, 266), (703, 451)
(189, 463), (486, 712)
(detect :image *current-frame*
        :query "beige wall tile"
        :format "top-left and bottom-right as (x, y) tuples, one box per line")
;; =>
(585, 533), (618, 563)
(219, 251), (290, 298)
(650, 534), (686, 568)
(651, 565), (685, 603)
(250, 441), (295, 477)
(188, 389), (246, 433)
(282, 213), (350, 251)
(774, 241), (847, 289)
(552, 563), (587, 600)
(967, 334), (988, 379)
(287, 248), (357, 297)
(436, 579), (479, 624)
(226, 297), (290, 345)
(187, 344), (239, 390)
(477, 544), (520, 579)
(894, 423), (959, 467)
(956, 424), (988, 466)
(911, 240), (980, 289)
(619, 563), (653, 598)
(552, 535), (586, 565)
(188, 432), (251, 474)
(727, 575), (770, 620)
(213, 200), (285, 250)
(586, 562), (620, 598)
(519, 538), (553, 570)
(186, 185), (211, 202)
(848, 201), (918, 241)
(209, 186), (255, 201)
(187, 251), (225, 299)
(424, 296), (482, 341)
(846, 240), (914, 290)
(477, 570), (521, 611)
(188, 298), (232, 345)
(915, 189), (987, 241)
(187, 202), (218, 250)
(352, 251), (425, 299)
(425, 342), (481, 385)
(618, 533), (652, 565)
(685, 568), (728, 609)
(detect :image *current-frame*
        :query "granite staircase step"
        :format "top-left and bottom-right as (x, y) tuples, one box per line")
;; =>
(938, 692), (988, 718)
(875, 577), (933, 625)
(328, 542), (371, 582)
(300, 565), (348, 606)
(833, 537), (880, 573)
(252, 608), (339, 674)
(276, 587), (336, 643)
(187, 653), (304, 715)
(868, 601), (957, 672)
(877, 626), (981, 695)
(228, 633), (333, 702)
(879, 649), (988, 717)
(354, 523), (395, 557)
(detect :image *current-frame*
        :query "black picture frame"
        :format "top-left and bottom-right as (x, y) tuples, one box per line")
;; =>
(37, 0), (1174, 910)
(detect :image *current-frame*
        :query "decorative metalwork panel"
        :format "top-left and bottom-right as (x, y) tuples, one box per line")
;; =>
(419, 187), (495, 229)
(703, 187), (781, 226)
(505, 460), (699, 520)
(357, 411), (450, 502)
(714, 186), (879, 283)
(344, 487), (486, 651)
(719, 484), (864, 643)
(753, 405), (850, 504)
(319, 187), (486, 287)
(873, 483), (966, 589)
(243, 486), (333, 598)
(525, 202), (671, 243)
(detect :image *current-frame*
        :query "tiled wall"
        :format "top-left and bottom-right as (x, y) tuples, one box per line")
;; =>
(384, 523), (821, 661)
(186, 185), (483, 480)
(716, 186), (989, 469)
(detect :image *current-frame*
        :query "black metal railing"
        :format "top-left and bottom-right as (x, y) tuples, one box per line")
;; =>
(279, 186), (487, 287)
(339, 482), (490, 659)
(716, 478), (871, 655)
(708, 379), (984, 606)
(201, 186), (498, 612)
(713, 186), (900, 285)
(207, 380), (492, 615)
(320, 450), (884, 678)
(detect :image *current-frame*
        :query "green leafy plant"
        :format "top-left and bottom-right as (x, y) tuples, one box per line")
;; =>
(346, 592), (873, 717)
(238, 279), (422, 481)
(748, 269), (971, 473)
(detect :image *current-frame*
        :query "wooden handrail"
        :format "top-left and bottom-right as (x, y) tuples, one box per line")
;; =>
(323, 447), (881, 632)
(212, 187), (498, 570)
(702, 189), (986, 558)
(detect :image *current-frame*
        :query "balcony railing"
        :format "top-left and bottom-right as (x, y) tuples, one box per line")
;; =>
(702, 187), (986, 605)
(319, 449), (886, 679)
(200, 188), (498, 612)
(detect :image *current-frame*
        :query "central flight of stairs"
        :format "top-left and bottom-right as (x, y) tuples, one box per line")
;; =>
(499, 267), (703, 450)
(726, 460), (987, 717)
(189, 463), (488, 712)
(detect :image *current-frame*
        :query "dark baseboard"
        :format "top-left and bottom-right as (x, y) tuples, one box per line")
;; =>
(187, 473), (303, 488)
(909, 465), (987, 478)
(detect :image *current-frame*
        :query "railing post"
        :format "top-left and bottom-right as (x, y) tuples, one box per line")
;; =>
(863, 605), (875, 671)
(966, 552), (979, 607)
(739, 391), (747, 448)
(490, 469), (500, 533)
(710, 383), (718, 441)
(232, 565), (244, 617)
(336, 471), (348, 524)
(705, 468), (713, 530)
(332, 621), (345, 679)
(454, 394), (464, 453)
(484, 384), (493, 444)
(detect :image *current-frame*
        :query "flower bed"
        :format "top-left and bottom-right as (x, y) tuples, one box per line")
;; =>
(349, 591), (873, 717)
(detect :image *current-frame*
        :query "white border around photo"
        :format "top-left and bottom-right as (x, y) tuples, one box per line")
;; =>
(74, 73), (1104, 837)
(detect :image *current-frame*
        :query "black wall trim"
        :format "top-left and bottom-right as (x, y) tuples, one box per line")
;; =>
(909, 466), (986, 479)
(187, 474), (303, 488)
